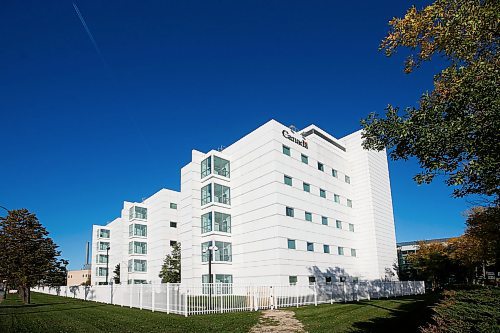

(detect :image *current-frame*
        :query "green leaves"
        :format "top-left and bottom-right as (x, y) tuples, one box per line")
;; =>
(159, 242), (181, 283)
(363, 0), (500, 201)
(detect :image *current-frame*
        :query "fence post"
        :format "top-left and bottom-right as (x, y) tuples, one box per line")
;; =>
(140, 284), (143, 310)
(367, 283), (371, 301)
(152, 284), (155, 312)
(296, 284), (299, 308)
(129, 284), (133, 308)
(314, 283), (318, 306)
(343, 282), (346, 303)
(220, 286), (223, 313)
(184, 288), (188, 317)
(166, 283), (170, 314)
(355, 283), (359, 302)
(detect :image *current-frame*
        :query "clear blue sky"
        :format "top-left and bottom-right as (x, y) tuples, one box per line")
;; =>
(0, 0), (470, 270)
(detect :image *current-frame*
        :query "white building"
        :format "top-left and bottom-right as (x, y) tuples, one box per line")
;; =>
(91, 119), (397, 286)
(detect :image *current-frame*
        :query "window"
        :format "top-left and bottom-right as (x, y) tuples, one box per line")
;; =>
(284, 175), (293, 186)
(282, 145), (291, 156)
(303, 182), (310, 192)
(201, 241), (212, 262)
(309, 276), (316, 284)
(214, 183), (231, 205)
(332, 169), (338, 178)
(201, 212), (212, 233)
(319, 189), (326, 198)
(130, 259), (147, 272)
(215, 274), (233, 284)
(345, 175), (351, 184)
(98, 241), (110, 251)
(347, 199), (353, 208)
(97, 254), (108, 264)
(201, 184), (212, 205)
(287, 239), (296, 249)
(129, 241), (147, 255)
(170, 240), (177, 247)
(214, 212), (231, 233)
(170, 221), (177, 228)
(286, 207), (294, 217)
(338, 247), (344, 255)
(307, 242), (314, 252)
(214, 241), (232, 262)
(201, 156), (211, 178)
(214, 156), (230, 178)
(129, 224), (147, 237)
(170, 203), (177, 209)
(97, 267), (108, 276)
(336, 220), (342, 229)
(334, 194), (340, 203)
(289, 276), (298, 285)
(326, 276), (332, 284)
(322, 216), (328, 225)
(301, 154), (308, 164)
(317, 162), (324, 171)
(323, 244), (330, 253)
(129, 206), (147, 220)
(349, 223), (355, 232)
(98, 229), (110, 238)
(305, 212), (312, 222)
(351, 249), (357, 257)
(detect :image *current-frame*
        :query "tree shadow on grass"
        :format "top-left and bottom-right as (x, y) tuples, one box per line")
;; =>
(350, 294), (440, 333)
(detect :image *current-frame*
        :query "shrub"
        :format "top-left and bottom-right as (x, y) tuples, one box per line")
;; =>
(421, 288), (500, 333)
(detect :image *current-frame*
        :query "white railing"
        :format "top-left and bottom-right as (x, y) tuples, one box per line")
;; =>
(32, 280), (425, 316)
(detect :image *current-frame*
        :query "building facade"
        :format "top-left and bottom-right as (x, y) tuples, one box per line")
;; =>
(67, 269), (91, 286)
(91, 120), (397, 285)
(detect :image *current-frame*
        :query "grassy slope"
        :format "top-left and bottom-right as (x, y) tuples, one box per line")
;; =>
(0, 292), (260, 333)
(292, 294), (440, 333)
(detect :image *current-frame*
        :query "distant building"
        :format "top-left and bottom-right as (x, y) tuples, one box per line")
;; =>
(396, 238), (451, 279)
(67, 269), (91, 286)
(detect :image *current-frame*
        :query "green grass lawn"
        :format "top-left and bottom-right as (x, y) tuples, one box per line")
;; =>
(0, 292), (439, 333)
(291, 293), (440, 333)
(0, 292), (260, 333)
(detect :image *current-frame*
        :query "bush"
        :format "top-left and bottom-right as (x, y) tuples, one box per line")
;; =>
(421, 288), (500, 333)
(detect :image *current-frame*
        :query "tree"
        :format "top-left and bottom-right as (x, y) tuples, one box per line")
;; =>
(113, 264), (120, 284)
(159, 243), (181, 283)
(361, 0), (500, 201)
(0, 209), (67, 303)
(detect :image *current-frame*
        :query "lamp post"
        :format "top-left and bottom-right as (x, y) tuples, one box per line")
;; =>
(203, 244), (218, 309)
(105, 246), (110, 285)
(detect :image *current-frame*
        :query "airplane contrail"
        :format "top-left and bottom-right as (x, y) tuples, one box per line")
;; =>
(72, 2), (104, 60)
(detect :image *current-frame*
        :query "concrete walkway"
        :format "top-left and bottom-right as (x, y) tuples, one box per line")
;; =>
(250, 309), (307, 333)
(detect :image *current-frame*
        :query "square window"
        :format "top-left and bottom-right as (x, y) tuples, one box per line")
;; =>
(307, 242), (314, 252)
(345, 175), (351, 184)
(321, 216), (328, 225)
(347, 199), (353, 208)
(326, 276), (332, 284)
(334, 194), (340, 203)
(319, 189), (326, 198)
(287, 239), (296, 249)
(170, 240), (177, 247)
(170, 203), (177, 209)
(332, 169), (338, 178)
(308, 276), (316, 284)
(323, 244), (330, 253)
(351, 248), (357, 257)
(338, 247), (344, 255)
(289, 276), (297, 285)
(301, 154), (308, 164)
(286, 207), (294, 217)
(336, 220), (342, 229)
(317, 162), (324, 171)
(282, 145), (291, 156)
(170, 221), (177, 228)
(305, 212), (312, 222)
(284, 175), (293, 186)
(349, 223), (355, 232)
(303, 182), (310, 192)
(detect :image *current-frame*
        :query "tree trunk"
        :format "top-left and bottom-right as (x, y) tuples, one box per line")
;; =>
(26, 285), (30, 304)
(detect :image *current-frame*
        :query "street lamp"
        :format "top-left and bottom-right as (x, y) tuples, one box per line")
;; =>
(105, 246), (110, 285)
(202, 244), (218, 309)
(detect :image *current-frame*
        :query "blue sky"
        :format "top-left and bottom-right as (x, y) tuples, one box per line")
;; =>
(0, 0), (470, 270)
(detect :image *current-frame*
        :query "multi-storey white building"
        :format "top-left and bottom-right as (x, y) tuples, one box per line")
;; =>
(91, 119), (397, 286)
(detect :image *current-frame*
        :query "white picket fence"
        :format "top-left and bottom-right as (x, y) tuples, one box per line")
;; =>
(32, 280), (425, 317)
